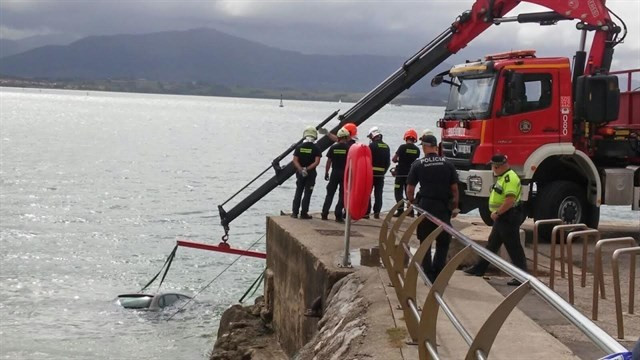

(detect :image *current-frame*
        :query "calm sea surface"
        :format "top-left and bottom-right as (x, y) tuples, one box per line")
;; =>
(0, 88), (636, 359)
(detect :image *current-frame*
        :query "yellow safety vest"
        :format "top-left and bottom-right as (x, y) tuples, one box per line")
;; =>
(488, 169), (521, 212)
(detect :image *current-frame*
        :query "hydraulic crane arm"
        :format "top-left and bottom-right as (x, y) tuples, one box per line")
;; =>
(218, 0), (622, 236)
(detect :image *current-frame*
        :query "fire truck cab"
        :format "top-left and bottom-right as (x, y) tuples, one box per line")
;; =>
(434, 50), (639, 228)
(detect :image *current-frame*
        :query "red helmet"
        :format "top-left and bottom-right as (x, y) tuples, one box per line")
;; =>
(343, 123), (358, 137)
(404, 129), (418, 141)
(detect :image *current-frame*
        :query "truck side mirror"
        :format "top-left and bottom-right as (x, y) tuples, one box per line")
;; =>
(575, 75), (620, 123)
(503, 71), (525, 114)
(431, 75), (444, 87)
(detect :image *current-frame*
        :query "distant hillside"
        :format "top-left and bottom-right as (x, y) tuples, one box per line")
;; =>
(0, 33), (79, 58)
(0, 28), (451, 101)
(0, 39), (20, 58)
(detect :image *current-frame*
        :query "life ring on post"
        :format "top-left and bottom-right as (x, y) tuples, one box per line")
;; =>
(343, 144), (373, 220)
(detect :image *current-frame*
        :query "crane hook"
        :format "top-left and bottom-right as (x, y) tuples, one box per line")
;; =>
(219, 230), (230, 249)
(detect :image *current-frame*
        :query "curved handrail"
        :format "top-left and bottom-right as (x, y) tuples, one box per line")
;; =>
(401, 201), (627, 355)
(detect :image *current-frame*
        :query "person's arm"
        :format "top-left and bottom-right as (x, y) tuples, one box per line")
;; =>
(325, 158), (332, 178)
(308, 156), (321, 171)
(292, 156), (303, 173)
(392, 145), (401, 163)
(406, 163), (418, 204)
(450, 183), (459, 218)
(384, 149), (391, 171)
(406, 184), (416, 204)
(491, 195), (516, 221)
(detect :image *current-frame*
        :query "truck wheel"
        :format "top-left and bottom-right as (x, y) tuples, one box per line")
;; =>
(479, 202), (494, 226)
(534, 180), (588, 241)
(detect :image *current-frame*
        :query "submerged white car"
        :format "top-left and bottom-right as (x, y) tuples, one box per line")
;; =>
(117, 293), (192, 311)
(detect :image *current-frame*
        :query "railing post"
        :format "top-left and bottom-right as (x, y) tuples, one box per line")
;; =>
(533, 219), (562, 276)
(550, 224), (587, 290)
(402, 224), (441, 342)
(379, 200), (404, 272)
(418, 246), (473, 360)
(611, 246), (639, 339)
(565, 229), (600, 304)
(592, 237), (637, 320)
(465, 281), (531, 360)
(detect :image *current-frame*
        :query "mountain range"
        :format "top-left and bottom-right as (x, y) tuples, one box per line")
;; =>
(0, 28), (450, 101)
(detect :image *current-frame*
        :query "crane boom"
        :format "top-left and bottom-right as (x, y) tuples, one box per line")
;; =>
(218, 0), (621, 235)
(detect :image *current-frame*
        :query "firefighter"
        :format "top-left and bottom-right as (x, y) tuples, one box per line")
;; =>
(406, 134), (459, 282)
(291, 126), (322, 219)
(392, 129), (420, 216)
(321, 128), (351, 223)
(365, 126), (391, 219)
(320, 122), (358, 145)
(464, 154), (527, 286)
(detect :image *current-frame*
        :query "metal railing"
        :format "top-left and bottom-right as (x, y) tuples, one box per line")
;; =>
(611, 246), (639, 339)
(378, 200), (627, 359)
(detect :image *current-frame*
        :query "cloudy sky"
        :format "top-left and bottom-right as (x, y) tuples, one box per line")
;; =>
(1, 0), (638, 70)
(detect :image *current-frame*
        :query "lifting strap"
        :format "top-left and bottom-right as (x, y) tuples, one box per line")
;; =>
(139, 244), (178, 292)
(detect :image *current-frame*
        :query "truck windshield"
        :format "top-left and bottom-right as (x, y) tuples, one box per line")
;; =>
(444, 75), (495, 119)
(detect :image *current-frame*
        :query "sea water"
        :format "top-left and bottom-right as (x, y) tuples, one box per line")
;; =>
(0, 87), (636, 359)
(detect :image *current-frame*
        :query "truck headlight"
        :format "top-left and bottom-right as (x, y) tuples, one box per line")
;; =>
(468, 176), (483, 192)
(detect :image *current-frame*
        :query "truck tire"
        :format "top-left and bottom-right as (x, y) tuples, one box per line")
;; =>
(534, 180), (588, 241)
(479, 202), (494, 226)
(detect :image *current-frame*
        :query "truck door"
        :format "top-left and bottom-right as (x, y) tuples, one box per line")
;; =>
(493, 70), (559, 164)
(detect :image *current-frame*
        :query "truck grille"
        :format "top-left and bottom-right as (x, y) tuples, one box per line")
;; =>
(442, 140), (478, 170)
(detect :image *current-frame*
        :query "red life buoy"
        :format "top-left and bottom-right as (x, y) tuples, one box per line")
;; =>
(343, 144), (373, 220)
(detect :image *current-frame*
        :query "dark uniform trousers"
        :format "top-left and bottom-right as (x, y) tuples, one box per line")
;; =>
(473, 206), (527, 274)
(416, 201), (451, 282)
(394, 176), (408, 211)
(367, 175), (385, 215)
(292, 172), (316, 216)
(321, 171), (344, 220)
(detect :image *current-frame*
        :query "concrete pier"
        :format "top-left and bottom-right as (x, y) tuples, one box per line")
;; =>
(214, 213), (639, 359)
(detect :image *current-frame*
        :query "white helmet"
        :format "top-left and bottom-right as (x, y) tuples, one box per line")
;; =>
(337, 128), (350, 138)
(368, 126), (382, 139)
(303, 126), (318, 140)
(421, 128), (434, 139)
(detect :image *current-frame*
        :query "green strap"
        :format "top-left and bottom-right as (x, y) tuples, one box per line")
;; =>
(239, 269), (266, 303)
(140, 245), (178, 292)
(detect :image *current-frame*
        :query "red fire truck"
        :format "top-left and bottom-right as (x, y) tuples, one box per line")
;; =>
(434, 51), (639, 228)
(218, 0), (638, 237)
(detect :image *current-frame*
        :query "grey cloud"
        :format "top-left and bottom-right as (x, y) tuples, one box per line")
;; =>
(0, 0), (637, 69)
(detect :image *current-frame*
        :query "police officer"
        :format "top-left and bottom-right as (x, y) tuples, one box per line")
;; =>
(291, 126), (322, 219)
(406, 134), (459, 282)
(392, 129), (420, 216)
(464, 154), (527, 286)
(321, 128), (351, 223)
(366, 126), (391, 219)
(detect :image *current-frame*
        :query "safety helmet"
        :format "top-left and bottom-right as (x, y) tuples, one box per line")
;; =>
(343, 123), (358, 137)
(337, 128), (350, 139)
(404, 129), (418, 141)
(303, 126), (318, 140)
(421, 129), (434, 139)
(368, 126), (382, 139)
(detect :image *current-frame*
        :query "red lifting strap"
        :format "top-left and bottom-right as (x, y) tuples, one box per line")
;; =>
(177, 240), (266, 259)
